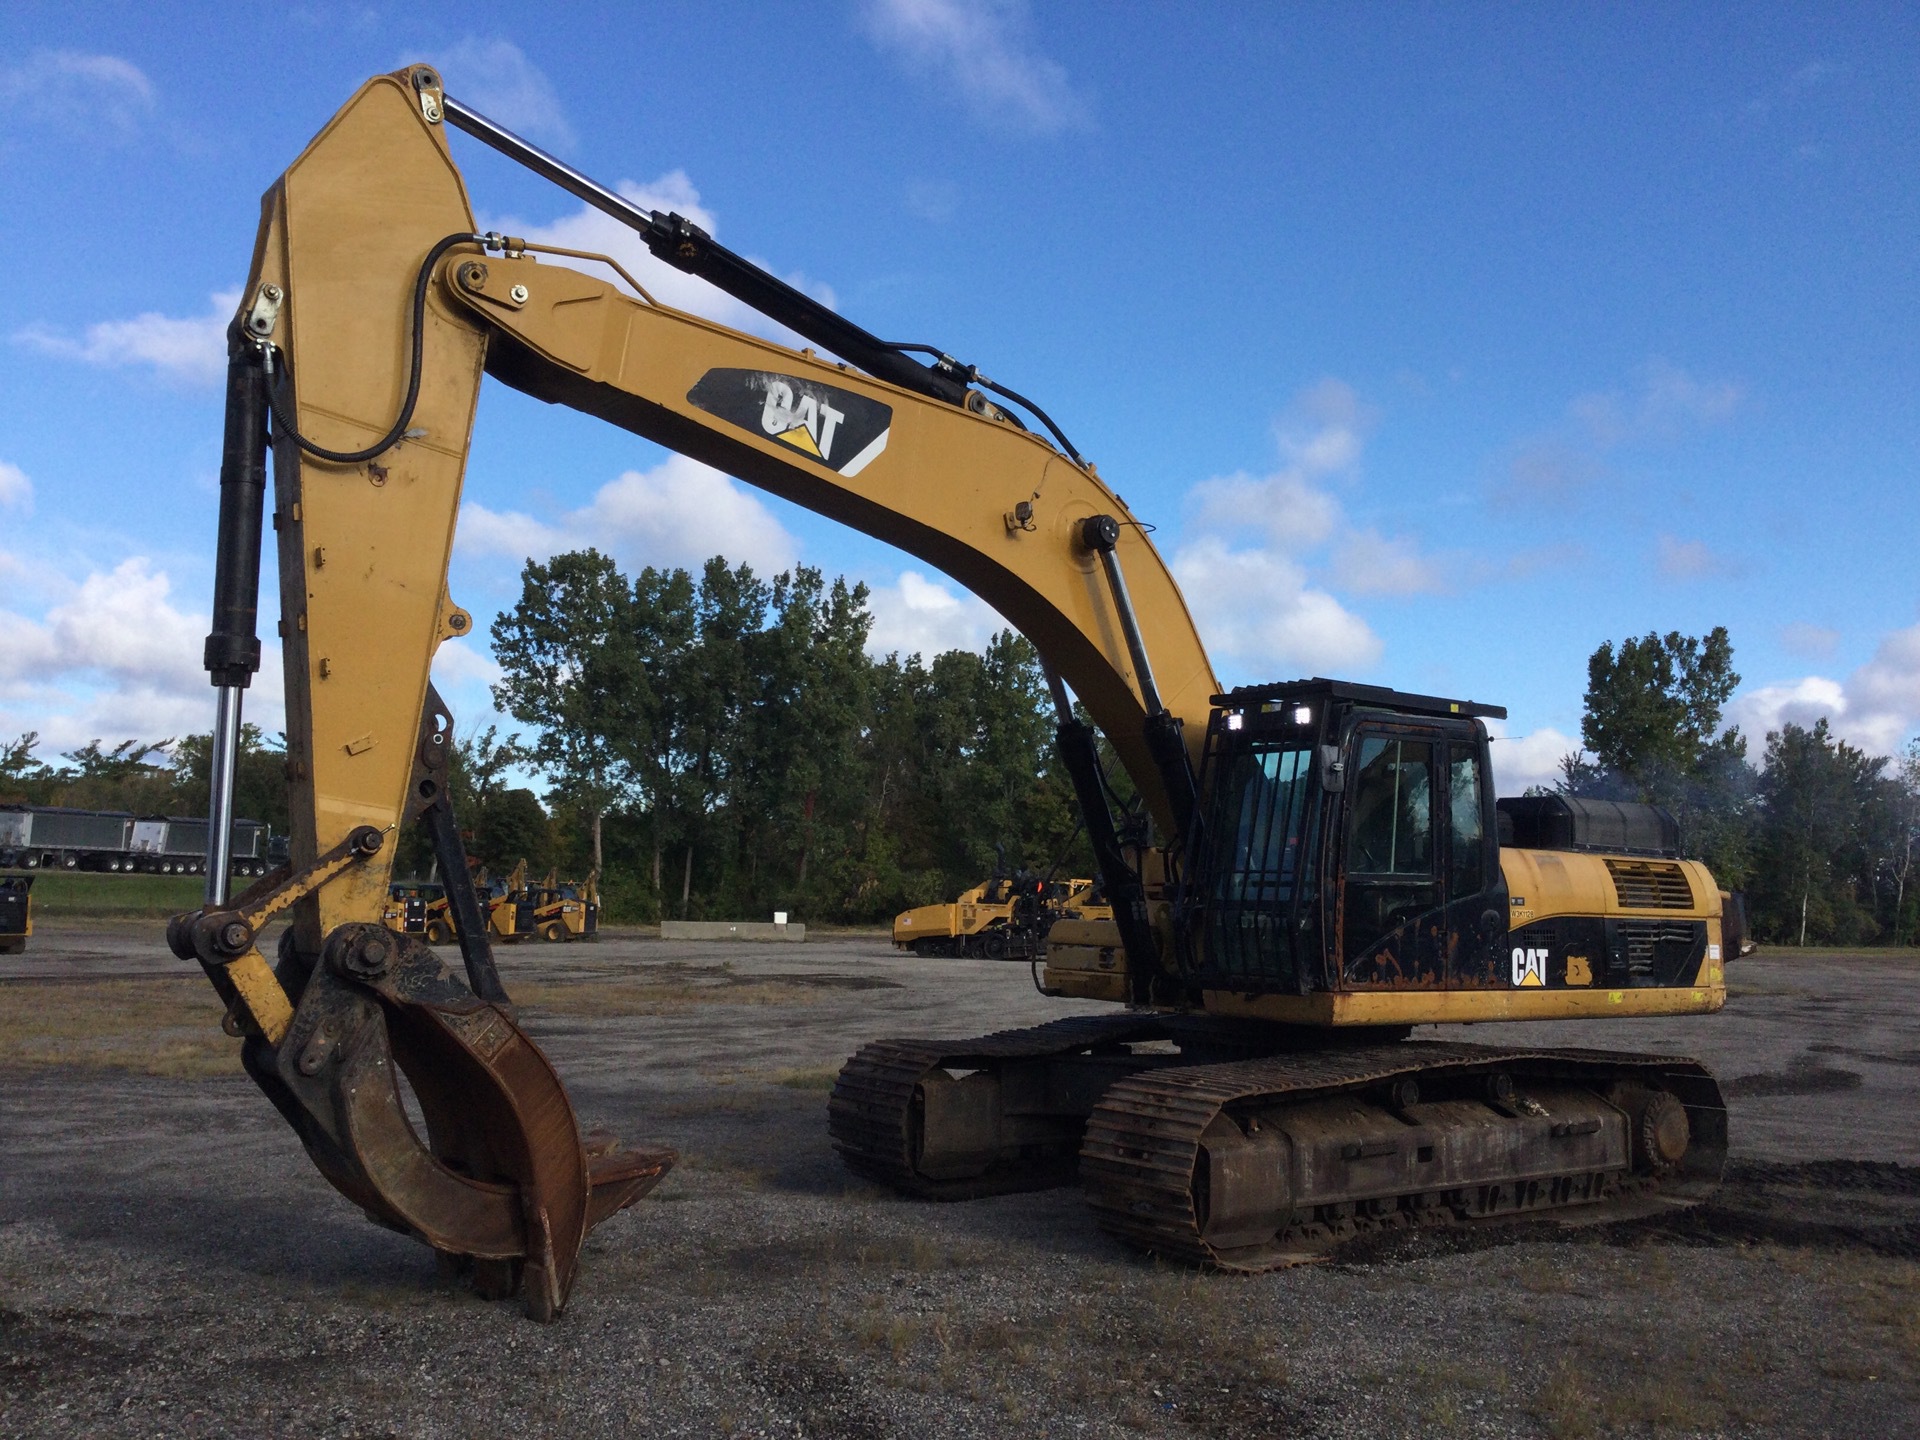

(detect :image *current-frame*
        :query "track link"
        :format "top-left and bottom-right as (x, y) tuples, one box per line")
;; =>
(1082, 1041), (1727, 1271)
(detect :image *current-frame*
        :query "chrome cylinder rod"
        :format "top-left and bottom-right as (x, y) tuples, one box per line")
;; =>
(205, 685), (243, 907)
(1082, 516), (1164, 716)
(1040, 660), (1076, 726)
(439, 91), (971, 408)
(443, 95), (657, 234)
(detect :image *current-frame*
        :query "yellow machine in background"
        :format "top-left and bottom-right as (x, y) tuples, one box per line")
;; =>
(384, 861), (596, 945)
(477, 860), (527, 942)
(895, 875), (1108, 959)
(0, 874), (31, 955)
(164, 67), (1734, 1317)
(382, 880), (454, 944)
(513, 870), (599, 943)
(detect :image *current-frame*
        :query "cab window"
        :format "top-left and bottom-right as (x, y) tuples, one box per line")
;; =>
(1449, 743), (1487, 896)
(1348, 737), (1433, 875)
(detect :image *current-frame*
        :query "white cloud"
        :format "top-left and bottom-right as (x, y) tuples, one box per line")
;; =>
(430, 641), (504, 690)
(0, 552), (286, 751)
(1726, 622), (1920, 758)
(0, 461), (32, 513)
(1780, 621), (1840, 661)
(859, 0), (1091, 135)
(44, 560), (203, 691)
(1501, 360), (1742, 507)
(459, 453), (800, 577)
(1184, 382), (1367, 554)
(1570, 360), (1741, 447)
(1188, 468), (1339, 553)
(430, 640), (510, 745)
(1655, 534), (1724, 581)
(1173, 379), (1398, 674)
(0, 50), (153, 134)
(15, 288), (238, 386)
(423, 37), (574, 151)
(1173, 537), (1381, 673)
(865, 571), (1000, 659)
(1499, 440), (1599, 503)
(1726, 675), (1850, 746)
(1838, 623), (1920, 754)
(494, 175), (834, 348)
(1333, 528), (1450, 597)
(1483, 721), (1579, 797)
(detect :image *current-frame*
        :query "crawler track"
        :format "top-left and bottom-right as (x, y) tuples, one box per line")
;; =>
(829, 1012), (1174, 1198)
(1082, 1042), (1726, 1271)
(833, 1021), (1726, 1270)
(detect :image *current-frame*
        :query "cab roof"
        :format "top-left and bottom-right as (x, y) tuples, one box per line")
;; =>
(1213, 676), (1507, 722)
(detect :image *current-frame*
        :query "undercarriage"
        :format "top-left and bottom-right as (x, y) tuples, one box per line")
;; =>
(830, 1014), (1726, 1269)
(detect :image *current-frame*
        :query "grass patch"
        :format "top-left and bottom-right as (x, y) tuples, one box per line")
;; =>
(0, 978), (237, 1075)
(3, 870), (205, 920)
(772, 1065), (841, 1091)
(1837, 1256), (1920, 1366)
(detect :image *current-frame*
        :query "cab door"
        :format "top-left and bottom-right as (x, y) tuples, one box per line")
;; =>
(1441, 736), (1509, 987)
(1340, 728), (1446, 986)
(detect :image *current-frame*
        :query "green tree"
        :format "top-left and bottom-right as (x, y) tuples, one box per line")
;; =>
(1562, 626), (1754, 885)
(491, 550), (647, 880)
(171, 726), (289, 835)
(737, 567), (873, 907)
(477, 788), (552, 876)
(1751, 719), (1889, 945)
(420, 724), (551, 877)
(0, 732), (51, 803)
(1580, 627), (1740, 784)
(861, 631), (1082, 902)
(663, 558), (768, 915)
(624, 564), (698, 895)
(484, 548), (1104, 925)
(1882, 740), (1920, 943)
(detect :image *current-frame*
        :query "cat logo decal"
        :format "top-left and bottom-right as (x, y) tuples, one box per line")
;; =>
(687, 369), (892, 477)
(1511, 946), (1548, 988)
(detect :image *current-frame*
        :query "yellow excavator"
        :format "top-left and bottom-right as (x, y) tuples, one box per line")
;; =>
(167, 66), (1731, 1317)
(894, 873), (1108, 959)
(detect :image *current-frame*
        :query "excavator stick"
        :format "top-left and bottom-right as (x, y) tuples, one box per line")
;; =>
(177, 69), (673, 1317)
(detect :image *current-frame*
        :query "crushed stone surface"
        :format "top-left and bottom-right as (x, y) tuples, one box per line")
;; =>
(4, 931), (1918, 1438)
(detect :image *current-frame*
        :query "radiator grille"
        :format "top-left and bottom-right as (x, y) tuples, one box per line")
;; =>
(1605, 858), (1695, 910)
(1615, 920), (1700, 976)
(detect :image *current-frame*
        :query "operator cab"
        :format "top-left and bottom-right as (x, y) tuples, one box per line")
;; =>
(1189, 678), (1508, 996)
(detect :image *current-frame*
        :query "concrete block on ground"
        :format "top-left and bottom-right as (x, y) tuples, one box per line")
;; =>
(660, 920), (806, 942)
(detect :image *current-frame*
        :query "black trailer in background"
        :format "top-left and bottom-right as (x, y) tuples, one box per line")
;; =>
(0, 806), (271, 875)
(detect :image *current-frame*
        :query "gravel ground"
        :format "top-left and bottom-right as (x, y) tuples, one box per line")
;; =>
(3, 923), (1918, 1438)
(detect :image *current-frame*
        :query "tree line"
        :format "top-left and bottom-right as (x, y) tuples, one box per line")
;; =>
(8, 557), (1919, 946)
(1556, 626), (1920, 946)
(484, 550), (1087, 924)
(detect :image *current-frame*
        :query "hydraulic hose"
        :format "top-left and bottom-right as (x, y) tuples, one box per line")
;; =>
(262, 231), (488, 464)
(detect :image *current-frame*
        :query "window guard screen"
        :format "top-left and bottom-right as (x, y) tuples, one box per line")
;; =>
(1198, 740), (1316, 984)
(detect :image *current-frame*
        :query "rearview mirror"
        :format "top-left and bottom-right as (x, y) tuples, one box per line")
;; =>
(1318, 743), (1346, 793)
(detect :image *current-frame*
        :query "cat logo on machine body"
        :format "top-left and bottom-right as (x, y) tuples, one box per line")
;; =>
(1511, 946), (1548, 988)
(687, 368), (893, 477)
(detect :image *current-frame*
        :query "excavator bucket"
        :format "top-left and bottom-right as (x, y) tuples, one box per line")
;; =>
(176, 912), (672, 1319)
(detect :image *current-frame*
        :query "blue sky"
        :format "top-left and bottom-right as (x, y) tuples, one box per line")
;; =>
(1, 2), (1915, 793)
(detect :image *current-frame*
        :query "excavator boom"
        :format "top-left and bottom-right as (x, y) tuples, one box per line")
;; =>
(171, 66), (1219, 1316)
